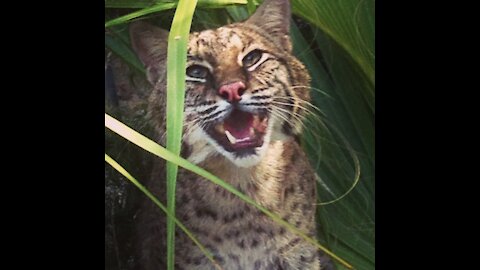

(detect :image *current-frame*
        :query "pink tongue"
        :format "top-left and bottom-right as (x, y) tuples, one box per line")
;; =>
(223, 110), (253, 139)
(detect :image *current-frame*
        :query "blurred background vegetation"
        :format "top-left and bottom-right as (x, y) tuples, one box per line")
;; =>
(105, 0), (374, 269)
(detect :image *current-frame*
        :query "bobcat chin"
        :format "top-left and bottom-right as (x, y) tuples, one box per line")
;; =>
(130, 0), (334, 269)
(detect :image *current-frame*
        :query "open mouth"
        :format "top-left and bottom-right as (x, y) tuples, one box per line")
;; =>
(206, 109), (269, 153)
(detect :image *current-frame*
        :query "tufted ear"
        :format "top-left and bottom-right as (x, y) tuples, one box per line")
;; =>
(129, 21), (169, 85)
(246, 0), (292, 51)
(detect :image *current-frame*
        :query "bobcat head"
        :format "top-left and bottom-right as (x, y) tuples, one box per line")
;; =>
(130, 0), (311, 167)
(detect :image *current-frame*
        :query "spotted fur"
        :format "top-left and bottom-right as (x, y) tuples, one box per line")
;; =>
(130, 0), (334, 269)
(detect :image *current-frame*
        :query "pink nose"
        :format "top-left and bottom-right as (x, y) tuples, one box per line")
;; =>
(218, 81), (246, 102)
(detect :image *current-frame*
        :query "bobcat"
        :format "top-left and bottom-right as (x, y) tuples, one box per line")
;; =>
(129, 0), (334, 269)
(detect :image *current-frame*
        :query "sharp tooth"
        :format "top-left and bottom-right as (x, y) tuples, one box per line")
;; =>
(225, 130), (237, 144)
(249, 127), (255, 136)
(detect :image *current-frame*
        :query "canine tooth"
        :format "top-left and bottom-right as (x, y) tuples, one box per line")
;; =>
(225, 130), (237, 144)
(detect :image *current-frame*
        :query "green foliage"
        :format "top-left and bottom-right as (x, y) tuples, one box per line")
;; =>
(292, 0), (375, 86)
(289, 2), (375, 269)
(164, 1), (198, 269)
(105, 0), (374, 269)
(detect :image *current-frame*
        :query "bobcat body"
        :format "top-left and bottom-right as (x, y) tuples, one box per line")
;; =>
(129, 0), (333, 269)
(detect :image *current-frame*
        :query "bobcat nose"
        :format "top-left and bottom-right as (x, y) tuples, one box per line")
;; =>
(218, 81), (246, 103)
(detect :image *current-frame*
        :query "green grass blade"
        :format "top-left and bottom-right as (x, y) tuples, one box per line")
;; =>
(105, 154), (221, 269)
(199, 0), (247, 6)
(105, 113), (353, 269)
(105, 0), (159, 9)
(105, 2), (177, 28)
(165, 1), (198, 269)
(246, 0), (256, 14)
(105, 0), (247, 28)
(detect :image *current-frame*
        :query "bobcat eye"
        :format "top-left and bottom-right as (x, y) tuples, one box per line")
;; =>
(186, 65), (209, 79)
(242, 50), (263, 68)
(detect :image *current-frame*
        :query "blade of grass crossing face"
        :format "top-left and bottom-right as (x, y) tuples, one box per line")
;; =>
(104, 154), (221, 269)
(165, 1), (198, 270)
(105, 113), (353, 269)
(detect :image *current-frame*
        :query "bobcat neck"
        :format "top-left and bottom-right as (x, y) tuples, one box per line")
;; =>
(196, 139), (288, 209)
(172, 139), (321, 270)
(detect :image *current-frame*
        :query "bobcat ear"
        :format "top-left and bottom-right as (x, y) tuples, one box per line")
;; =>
(129, 21), (169, 85)
(246, 0), (292, 51)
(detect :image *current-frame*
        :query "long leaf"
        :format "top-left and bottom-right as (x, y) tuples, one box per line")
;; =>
(164, 1), (198, 269)
(105, 0), (248, 28)
(105, 2), (177, 28)
(105, 0), (161, 9)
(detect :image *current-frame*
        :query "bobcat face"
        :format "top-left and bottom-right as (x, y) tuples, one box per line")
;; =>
(183, 26), (294, 167)
(130, 0), (310, 167)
